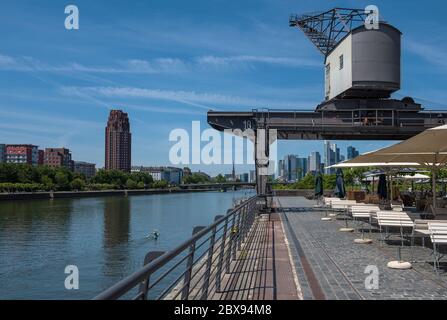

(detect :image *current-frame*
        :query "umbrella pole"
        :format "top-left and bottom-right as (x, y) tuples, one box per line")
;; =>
(391, 175), (393, 202)
(372, 177), (375, 198)
(433, 169), (437, 210)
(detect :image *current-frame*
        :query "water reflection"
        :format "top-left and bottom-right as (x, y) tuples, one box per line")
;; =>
(102, 196), (131, 277)
(0, 190), (254, 299)
(0, 199), (73, 272)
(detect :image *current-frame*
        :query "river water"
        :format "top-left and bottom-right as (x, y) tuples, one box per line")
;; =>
(0, 190), (254, 299)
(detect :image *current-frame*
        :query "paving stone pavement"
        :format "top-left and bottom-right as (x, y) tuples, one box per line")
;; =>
(275, 196), (447, 300)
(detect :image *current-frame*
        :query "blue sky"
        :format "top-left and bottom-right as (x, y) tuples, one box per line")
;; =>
(1, 0), (447, 176)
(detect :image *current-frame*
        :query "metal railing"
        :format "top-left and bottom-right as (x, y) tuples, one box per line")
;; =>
(94, 195), (263, 300)
(254, 108), (447, 129)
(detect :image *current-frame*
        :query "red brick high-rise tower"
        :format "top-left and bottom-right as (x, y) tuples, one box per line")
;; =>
(105, 110), (131, 172)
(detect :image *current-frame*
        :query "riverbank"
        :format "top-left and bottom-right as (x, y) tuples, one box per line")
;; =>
(0, 188), (218, 201)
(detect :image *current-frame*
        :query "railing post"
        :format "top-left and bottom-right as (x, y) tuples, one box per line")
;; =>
(216, 215), (228, 292)
(237, 206), (245, 250)
(227, 211), (237, 268)
(225, 213), (234, 273)
(138, 251), (165, 300)
(234, 207), (243, 256)
(201, 215), (222, 299)
(248, 200), (255, 228)
(240, 204), (248, 245)
(182, 226), (205, 300)
(239, 205), (246, 245)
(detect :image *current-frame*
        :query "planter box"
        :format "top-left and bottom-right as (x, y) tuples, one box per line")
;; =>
(347, 190), (366, 202)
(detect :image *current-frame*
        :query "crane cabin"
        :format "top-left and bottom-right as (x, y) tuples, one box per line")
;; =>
(324, 23), (401, 101)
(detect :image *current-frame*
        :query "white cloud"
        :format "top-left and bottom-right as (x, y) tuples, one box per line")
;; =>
(61, 86), (307, 109)
(406, 40), (447, 69)
(0, 110), (103, 129)
(196, 55), (320, 68)
(0, 53), (189, 74)
(0, 54), (31, 71)
(0, 54), (17, 66)
(0, 52), (319, 76)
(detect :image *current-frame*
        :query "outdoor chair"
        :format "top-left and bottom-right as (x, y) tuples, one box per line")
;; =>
(376, 211), (415, 266)
(323, 197), (343, 205)
(329, 200), (358, 217)
(318, 198), (353, 220)
(411, 219), (447, 248)
(376, 211), (414, 243)
(391, 203), (404, 211)
(350, 205), (381, 236)
(330, 202), (376, 229)
(428, 222), (447, 273)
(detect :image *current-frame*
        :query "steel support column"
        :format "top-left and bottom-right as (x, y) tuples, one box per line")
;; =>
(254, 125), (276, 196)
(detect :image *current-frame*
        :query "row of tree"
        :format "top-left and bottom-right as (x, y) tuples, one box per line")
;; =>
(272, 173), (338, 190)
(182, 173), (229, 184)
(272, 168), (371, 190)
(0, 163), (171, 192)
(271, 167), (447, 191)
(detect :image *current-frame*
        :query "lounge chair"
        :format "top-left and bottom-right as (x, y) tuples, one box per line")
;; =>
(428, 222), (447, 273)
(377, 211), (415, 267)
(350, 205), (381, 234)
(412, 219), (446, 248)
(376, 211), (414, 243)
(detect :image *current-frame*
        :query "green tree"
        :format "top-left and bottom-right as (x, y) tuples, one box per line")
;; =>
(183, 173), (210, 184)
(323, 174), (337, 190)
(213, 174), (226, 183)
(343, 168), (369, 190)
(41, 175), (54, 191)
(55, 171), (69, 190)
(126, 178), (138, 189)
(130, 172), (153, 185)
(92, 169), (129, 187)
(70, 178), (85, 191)
(153, 180), (168, 189)
(297, 173), (315, 189)
(0, 163), (19, 182)
(137, 181), (145, 189)
(17, 165), (37, 183)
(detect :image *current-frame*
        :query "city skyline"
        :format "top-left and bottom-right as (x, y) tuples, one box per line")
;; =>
(276, 142), (356, 182)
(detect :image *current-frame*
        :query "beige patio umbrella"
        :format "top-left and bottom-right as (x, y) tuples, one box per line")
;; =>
(332, 148), (422, 167)
(372, 124), (447, 209)
(397, 173), (430, 180)
(332, 124), (447, 207)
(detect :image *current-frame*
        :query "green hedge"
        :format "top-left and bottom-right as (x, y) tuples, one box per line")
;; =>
(0, 183), (45, 193)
